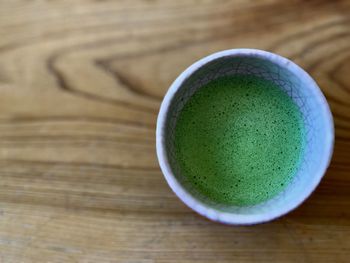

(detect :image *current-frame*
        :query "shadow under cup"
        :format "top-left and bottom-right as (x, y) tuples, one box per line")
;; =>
(157, 49), (334, 225)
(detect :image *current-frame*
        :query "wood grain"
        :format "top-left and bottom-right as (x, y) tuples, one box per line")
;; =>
(0, 0), (349, 262)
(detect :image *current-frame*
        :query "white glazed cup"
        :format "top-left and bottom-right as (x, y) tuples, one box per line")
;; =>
(156, 49), (334, 225)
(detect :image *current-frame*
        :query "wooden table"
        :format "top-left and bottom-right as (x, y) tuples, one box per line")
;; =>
(0, 1), (349, 262)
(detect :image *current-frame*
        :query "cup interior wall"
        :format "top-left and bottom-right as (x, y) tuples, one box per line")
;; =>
(164, 55), (331, 215)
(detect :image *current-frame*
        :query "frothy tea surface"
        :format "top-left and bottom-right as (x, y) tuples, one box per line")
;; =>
(174, 75), (305, 206)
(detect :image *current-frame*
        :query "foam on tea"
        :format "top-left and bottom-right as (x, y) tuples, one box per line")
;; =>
(174, 75), (305, 206)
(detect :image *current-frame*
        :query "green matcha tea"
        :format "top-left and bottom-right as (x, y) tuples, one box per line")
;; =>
(174, 75), (305, 206)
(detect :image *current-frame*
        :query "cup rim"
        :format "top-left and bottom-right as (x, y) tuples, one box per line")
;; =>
(156, 48), (334, 225)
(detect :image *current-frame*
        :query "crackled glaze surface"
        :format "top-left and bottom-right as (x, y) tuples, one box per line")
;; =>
(158, 49), (333, 224)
